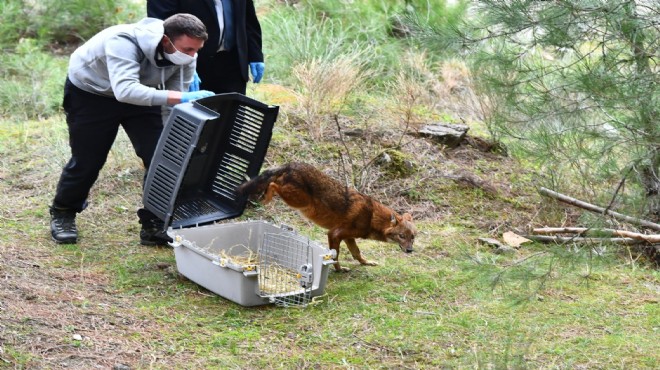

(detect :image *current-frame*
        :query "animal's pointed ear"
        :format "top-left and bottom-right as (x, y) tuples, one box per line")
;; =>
(391, 213), (397, 225)
(402, 213), (413, 221)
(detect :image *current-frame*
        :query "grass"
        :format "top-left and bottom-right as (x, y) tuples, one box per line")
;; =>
(0, 1), (658, 368)
(1, 114), (658, 370)
(1, 114), (658, 368)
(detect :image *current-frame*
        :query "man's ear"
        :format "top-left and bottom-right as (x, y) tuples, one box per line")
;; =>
(161, 35), (173, 52)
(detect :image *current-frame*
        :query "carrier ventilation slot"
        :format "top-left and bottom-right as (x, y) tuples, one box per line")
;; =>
(229, 105), (265, 153)
(211, 154), (250, 201)
(162, 116), (197, 167)
(258, 233), (313, 307)
(172, 198), (220, 222)
(146, 164), (178, 215)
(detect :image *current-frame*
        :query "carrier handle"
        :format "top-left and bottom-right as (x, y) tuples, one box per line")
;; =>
(321, 251), (337, 266)
(243, 270), (258, 277)
(212, 259), (257, 275)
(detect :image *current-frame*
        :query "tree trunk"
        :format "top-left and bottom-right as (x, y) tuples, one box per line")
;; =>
(639, 148), (660, 222)
(623, 2), (660, 221)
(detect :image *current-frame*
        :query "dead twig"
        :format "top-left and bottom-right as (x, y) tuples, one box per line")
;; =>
(533, 227), (660, 243)
(524, 235), (644, 245)
(539, 187), (660, 232)
(604, 165), (634, 213)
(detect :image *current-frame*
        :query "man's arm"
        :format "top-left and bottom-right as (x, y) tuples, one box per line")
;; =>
(245, 0), (264, 63)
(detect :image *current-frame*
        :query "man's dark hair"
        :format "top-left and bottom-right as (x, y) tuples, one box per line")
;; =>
(163, 13), (208, 41)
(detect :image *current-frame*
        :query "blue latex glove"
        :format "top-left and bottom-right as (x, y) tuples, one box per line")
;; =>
(188, 71), (201, 92)
(181, 90), (214, 103)
(249, 62), (265, 83)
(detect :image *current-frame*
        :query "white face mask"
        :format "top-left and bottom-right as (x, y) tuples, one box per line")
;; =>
(164, 37), (198, 65)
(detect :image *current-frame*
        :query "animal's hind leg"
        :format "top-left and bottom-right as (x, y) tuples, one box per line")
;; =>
(345, 238), (378, 266)
(328, 234), (349, 272)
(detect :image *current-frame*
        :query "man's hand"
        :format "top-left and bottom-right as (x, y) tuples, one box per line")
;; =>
(249, 62), (265, 83)
(188, 71), (201, 92)
(181, 90), (214, 103)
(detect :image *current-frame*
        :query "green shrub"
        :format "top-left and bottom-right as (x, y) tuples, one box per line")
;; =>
(0, 39), (67, 120)
(0, 0), (144, 47)
(0, 0), (145, 120)
(0, 0), (31, 46)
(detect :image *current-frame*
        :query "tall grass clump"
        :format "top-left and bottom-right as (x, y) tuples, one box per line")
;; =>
(261, 6), (373, 85)
(0, 0), (144, 121)
(385, 50), (477, 133)
(262, 1), (469, 87)
(292, 55), (369, 139)
(386, 50), (444, 132)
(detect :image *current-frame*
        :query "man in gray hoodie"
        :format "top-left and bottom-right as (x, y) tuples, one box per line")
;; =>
(50, 13), (214, 246)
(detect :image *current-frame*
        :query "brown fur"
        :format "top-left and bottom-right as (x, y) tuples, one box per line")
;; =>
(237, 162), (417, 272)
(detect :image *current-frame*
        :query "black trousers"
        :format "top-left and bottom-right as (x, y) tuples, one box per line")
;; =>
(196, 48), (248, 94)
(52, 78), (162, 219)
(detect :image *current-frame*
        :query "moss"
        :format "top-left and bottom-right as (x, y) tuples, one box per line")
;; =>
(380, 149), (417, 178)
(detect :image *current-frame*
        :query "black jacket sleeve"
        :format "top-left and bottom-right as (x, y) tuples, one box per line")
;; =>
(245, 0), (264, 63)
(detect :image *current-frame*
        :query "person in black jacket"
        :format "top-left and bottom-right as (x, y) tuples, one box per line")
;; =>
(147, 0), (264, 95)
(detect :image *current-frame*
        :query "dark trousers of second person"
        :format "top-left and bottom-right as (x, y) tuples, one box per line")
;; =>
(52, 78), (162, 222)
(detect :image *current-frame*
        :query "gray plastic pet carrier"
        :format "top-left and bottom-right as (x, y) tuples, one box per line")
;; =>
(143, 93), (278, 229)
(169, 221), (335, 307)
(143, 94), (335, 307)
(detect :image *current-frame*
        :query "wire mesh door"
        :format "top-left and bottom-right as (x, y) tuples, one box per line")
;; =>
(258, 233), (314, 307)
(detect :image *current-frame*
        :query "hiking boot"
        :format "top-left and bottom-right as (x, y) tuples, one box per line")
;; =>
(50, 208), (78, 244)
(138, 208), (172, 246)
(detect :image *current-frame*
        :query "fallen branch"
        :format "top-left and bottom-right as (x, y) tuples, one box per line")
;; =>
(533, 227), (660, 243)
(524, 235), (645, 245)
(539, 187), (660, 232)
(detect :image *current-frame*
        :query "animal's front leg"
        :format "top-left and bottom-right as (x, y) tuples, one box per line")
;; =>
(328, 233), (350, 272)
(345, 238), (378, 266)
(263, 182), (280, 204)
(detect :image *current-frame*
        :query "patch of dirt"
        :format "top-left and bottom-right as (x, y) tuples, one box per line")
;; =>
(0, 240), (190, 369)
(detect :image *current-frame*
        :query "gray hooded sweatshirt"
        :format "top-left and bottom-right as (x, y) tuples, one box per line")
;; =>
(67, 18), (193, 107)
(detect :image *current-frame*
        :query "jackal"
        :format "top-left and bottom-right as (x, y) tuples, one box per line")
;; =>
(237, 162), (416, 272)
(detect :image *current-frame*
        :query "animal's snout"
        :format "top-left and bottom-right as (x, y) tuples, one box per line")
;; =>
(399, 244), (414, 253)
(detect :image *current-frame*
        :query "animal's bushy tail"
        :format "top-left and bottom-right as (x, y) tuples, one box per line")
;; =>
(236, 166), (285, 199)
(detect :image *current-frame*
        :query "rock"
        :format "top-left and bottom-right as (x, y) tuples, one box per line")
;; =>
(417, 123), (469, 148)
(377, 152), (392, 165)
(478, 237), (504, 249)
